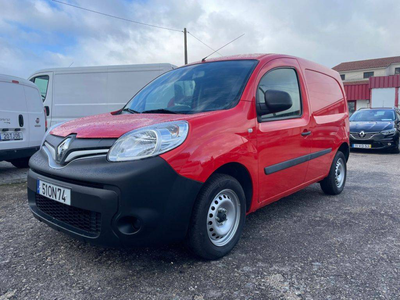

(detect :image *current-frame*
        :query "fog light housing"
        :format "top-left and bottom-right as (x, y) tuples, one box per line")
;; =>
(117, 216), (142, 235)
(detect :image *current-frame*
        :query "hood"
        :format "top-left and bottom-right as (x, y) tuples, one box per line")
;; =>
(350, 121), (394, 133)
(51, 112), (206, 138)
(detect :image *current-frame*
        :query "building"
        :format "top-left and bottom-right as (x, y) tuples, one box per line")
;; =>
(333, 56), (400, 114)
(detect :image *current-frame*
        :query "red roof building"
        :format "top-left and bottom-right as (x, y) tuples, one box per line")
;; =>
(332, 57), (400, 114)
(333, 56), (400, 73)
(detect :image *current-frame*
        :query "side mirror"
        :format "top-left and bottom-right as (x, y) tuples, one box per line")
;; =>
(257, 89), (293, 115)
(45, 106), (50, 116)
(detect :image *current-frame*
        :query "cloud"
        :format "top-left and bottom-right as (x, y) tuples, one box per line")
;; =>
(0, 0), (399, 78)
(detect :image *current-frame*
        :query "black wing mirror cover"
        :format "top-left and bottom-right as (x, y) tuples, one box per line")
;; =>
(257, 89), (293, 115)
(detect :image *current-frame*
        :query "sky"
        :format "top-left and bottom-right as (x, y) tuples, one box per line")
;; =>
(1, 0), (400, 78)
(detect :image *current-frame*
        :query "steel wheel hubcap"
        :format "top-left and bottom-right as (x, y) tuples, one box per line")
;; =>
(207, 189), (241, 247)
(335, 158), (345, 188)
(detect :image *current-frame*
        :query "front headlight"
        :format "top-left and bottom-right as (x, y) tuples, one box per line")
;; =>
(381, 128), (396, 136)
(108, 121), (189, 162)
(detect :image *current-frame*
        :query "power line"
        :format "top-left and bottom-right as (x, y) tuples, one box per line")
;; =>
(187, 32), (222, 56)
(51, 1), (234, 64)
(52, 0), (182, 33)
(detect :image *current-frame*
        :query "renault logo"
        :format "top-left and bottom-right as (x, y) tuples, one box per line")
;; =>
(57, 138), (72, 162)
(359, 131), (366, 138)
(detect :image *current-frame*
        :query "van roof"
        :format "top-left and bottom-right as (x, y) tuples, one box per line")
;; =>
(30, 63), (177, 77)
(0, 74), (38, 89)
(199, 53), (270, 62)
(189, 53), (339, 79)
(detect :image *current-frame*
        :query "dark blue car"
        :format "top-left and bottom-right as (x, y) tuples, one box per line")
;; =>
(350, 108), (400, 153)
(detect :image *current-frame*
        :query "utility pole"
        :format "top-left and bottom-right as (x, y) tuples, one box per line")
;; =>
(183, 28), (188, 65)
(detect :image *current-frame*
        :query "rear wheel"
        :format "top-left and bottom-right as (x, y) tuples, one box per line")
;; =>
(186, 174), (246, 260)
(9, 157), (30, 168)
(320, 151), (347, 195)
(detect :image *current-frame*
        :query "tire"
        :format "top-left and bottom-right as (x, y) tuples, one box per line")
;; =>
(391, 138), (400, 154)
(186, 174), (246, 260)
(10, 157), (30, 169)
(320, 151), (347, 195)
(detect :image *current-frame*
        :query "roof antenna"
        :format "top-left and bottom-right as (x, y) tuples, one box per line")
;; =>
(68, 62), (74, 67)
(202, 33), (245, 62)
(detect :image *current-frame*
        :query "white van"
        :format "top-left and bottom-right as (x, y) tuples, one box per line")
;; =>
(0, 74), (46, 168)
(28, 63), (176, 126)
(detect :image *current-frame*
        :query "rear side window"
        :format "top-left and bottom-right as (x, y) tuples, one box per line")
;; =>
(257, 68), (302, 120)
(305, 70), (344, 114)
(31, 75), (49, 101)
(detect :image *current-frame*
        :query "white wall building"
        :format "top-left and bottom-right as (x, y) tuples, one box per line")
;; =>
(333, 56), (400, 114)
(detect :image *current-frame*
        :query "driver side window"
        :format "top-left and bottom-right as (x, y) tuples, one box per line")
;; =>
(31, 75), (49, 101)
(257, 68), (301, 120)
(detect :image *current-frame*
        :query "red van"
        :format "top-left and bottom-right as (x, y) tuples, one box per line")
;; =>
(28, 54), (350, 259)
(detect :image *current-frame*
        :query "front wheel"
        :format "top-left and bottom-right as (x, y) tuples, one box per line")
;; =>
(391, 138), (400, 154)
(186, 174), (246, 260)
(320, 151), (347, 195)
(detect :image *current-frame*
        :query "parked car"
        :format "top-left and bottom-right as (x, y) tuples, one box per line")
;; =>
(27, 54), (350, 259)
(350, 108), (400, 153)
(0, 74), (46, 168)
(29, 63), (176, 126)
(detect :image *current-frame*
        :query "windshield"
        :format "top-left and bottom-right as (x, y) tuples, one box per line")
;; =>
(124, 60), (257, 114)
(350, 110), (395, 122)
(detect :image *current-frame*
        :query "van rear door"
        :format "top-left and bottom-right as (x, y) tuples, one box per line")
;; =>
(0, 80), (30, 150)
(30, 73), (52, 123)
(24, 85), (45, 147)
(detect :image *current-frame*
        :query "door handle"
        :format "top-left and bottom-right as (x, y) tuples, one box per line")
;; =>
(301, 130), (312, 136)
(18, 114), (24, 127)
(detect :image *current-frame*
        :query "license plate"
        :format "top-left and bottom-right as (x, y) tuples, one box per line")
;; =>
(37, 180), (71, 205)
(352, 144), (372, 149)
(0, 131), (23, 141)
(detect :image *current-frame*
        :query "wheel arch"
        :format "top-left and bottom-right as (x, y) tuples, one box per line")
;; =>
(212, 162), (254, 212)
(338, 142), (350, 162)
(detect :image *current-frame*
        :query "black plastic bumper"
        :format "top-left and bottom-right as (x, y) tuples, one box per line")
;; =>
(0, 146), (39, 161)
(350, 133), (399, 150)
(27, 148), (203, 247)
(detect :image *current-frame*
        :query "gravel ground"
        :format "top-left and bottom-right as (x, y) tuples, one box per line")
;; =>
(0, 161), (28, 185)
(0, 151), (399, 299)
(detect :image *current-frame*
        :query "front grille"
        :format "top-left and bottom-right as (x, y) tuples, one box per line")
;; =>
(44, 135), (116, 166)
(35, 194), (101, 236)
(350, 132), (379, 140)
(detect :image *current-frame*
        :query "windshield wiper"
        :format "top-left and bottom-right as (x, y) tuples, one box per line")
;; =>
(122, 108), (139, 114)
(141, 109), (177, 114)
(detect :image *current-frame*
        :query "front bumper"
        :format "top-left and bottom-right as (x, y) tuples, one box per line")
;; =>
(0, 146), (39, 161)
(28, 148), (203, 247)
(350, 132), (399, 150)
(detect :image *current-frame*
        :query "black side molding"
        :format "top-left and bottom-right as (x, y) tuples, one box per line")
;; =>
(264, 148), (332, 175)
